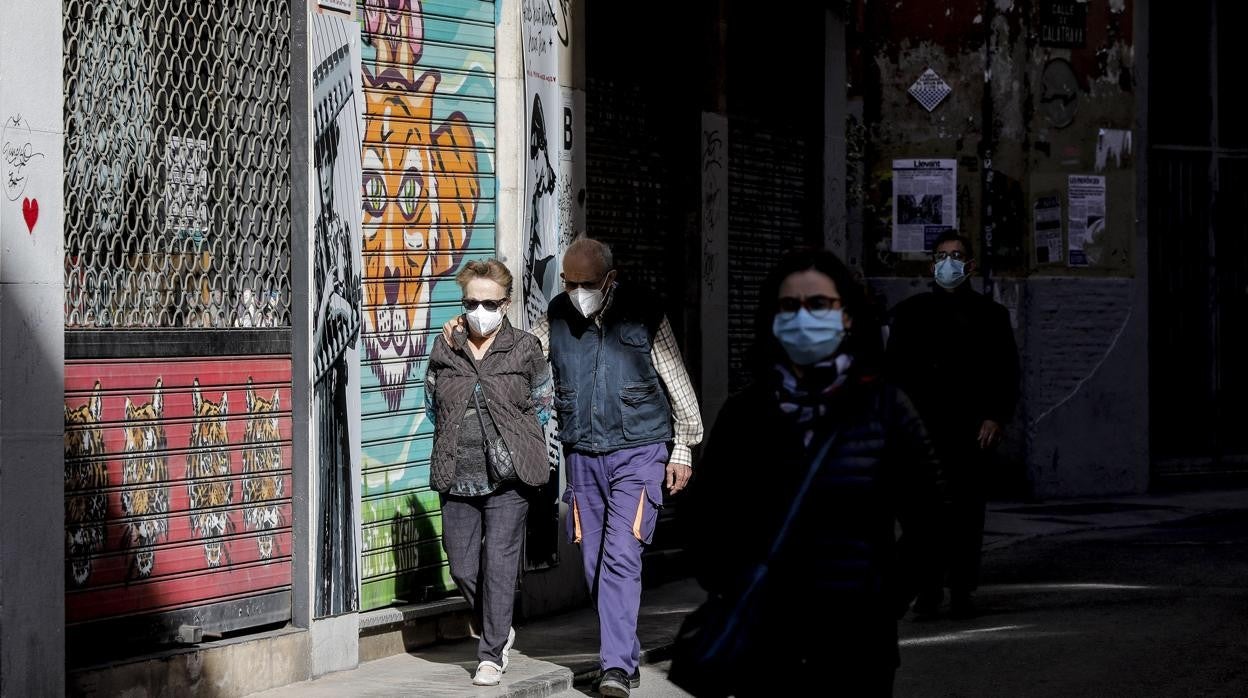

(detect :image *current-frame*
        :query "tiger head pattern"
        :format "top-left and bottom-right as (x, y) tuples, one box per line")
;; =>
(242, 378), (283, 560)
(187, 378), (232, 568)
(121, 378), (170, 579)
(64, 381), (108, 587)
(361, 0), (479, 410)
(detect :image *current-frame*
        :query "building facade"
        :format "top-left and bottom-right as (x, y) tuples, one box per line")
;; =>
(1, 0), (1242, 694)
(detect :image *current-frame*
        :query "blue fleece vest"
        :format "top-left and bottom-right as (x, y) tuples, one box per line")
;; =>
(547, 286), (673, 453)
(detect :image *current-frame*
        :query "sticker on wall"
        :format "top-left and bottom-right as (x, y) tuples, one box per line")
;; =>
(1033, 195), (1063, 265)
(1040, 59), (1079, 129)
(908, 69), (952, 113)
(892, 159), (957, 253)
(1068, 175), (1105, 267)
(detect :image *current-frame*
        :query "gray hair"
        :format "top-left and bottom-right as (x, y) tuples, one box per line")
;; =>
(565, 237), (614, 272)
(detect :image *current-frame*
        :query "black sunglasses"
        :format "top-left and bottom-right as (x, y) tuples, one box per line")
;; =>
(462, 298), (507, 312)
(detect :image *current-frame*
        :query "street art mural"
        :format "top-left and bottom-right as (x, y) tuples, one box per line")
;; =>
(64, 383), (109, 587)
(359, 0), (480, 409)
(187, 380), (233, 568)
(311, 10), (365, 618)
(356, 0), (495, 610)
(243, 379), (284, 560)
(63, 360), (293, 630)
(522, 1), (563, 327)
(120, 379), (171, 580)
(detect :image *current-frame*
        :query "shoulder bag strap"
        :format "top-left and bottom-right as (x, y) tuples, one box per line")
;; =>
(763, 429), (841, 562)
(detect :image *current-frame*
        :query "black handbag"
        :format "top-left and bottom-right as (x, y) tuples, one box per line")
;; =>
(473, 385), (517, 483)
(667, 431), (840, 697)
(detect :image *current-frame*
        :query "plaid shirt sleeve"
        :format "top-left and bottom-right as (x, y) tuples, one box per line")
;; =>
(651, 316), (704, 467)
(529, 314), (551, 358)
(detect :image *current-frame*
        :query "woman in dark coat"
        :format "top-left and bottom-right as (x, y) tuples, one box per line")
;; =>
(685, 247), (942, 696)
(424, 259), (554, 686)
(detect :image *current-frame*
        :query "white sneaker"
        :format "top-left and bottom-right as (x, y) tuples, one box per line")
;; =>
(472, 661), (503, 686)
(501, 627), (516, 671)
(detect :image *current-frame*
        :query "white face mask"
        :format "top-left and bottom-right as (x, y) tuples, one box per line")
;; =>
(570, 287), (605, 318)
(466, 305), (504, 336)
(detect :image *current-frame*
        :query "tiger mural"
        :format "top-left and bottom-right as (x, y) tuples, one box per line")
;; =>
(121, 378), (170, 580)
(242, 378), (283, 560)
(187, 379), (232, 568)
(361, 0), (479, 410)
(64, 381), (109, 587)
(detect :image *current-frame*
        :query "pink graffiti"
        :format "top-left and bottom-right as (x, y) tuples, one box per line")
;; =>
(363, 0), (423, 89)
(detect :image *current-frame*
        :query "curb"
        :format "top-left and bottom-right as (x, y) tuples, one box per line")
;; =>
(482, 640), (679, 697)
(498, 665), (576, 698)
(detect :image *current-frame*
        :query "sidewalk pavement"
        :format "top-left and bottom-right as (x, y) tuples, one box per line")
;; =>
(981, 487), (1248, 552)
(250, 579), (704, 698)
(250, 487), (1247, 698)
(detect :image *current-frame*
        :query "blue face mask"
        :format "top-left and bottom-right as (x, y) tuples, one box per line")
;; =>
(934, 258), (968, 289)
(772, 309), (846, 366)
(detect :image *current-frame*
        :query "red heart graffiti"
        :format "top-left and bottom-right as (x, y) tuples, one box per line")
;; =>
(22, 197), (38, 233)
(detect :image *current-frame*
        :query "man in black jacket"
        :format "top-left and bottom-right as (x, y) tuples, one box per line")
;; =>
(886, 231), (1019, 618)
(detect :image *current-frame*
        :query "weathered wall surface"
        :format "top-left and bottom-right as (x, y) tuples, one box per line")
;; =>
(854, 0), (1147, 497)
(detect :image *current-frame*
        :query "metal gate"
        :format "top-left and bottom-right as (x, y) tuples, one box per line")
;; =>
(727, 116), (815, 393)
(356, 0), (497, 610)
(62, 0), (294, 655)
(1149, 0), (1248, 483)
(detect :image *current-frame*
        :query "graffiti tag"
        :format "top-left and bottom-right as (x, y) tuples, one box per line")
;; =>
(701, 125), (728, 291)
(3, 115), (44, 202)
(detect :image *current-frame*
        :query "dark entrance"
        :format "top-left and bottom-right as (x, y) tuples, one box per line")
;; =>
(1149, 0), (1248, 485)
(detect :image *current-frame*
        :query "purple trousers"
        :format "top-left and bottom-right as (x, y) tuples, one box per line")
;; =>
(564, 443), (667, 673)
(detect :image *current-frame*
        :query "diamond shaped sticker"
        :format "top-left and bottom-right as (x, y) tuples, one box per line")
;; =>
(909, 68), (952, 112)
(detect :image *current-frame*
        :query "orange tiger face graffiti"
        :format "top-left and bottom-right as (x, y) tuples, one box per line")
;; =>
(242, 378), (283, 559)
(187, 379), (232, 568)
(65, 381), (108, 587)
(361, 0), (479, 410)
(121, 378), (170, 579)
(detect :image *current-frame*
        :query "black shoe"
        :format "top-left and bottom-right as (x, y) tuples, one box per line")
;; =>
(912, 589), (943, 619)
(950, 591), (978, 619)
(598, 668), (637, 697)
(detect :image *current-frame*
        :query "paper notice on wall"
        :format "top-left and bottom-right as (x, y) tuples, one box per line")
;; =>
(165, 136), (209, 244)
(892, 159), (957, 252)
(1067, 174), (1105, 267)
(1033, 195), (1063, 265)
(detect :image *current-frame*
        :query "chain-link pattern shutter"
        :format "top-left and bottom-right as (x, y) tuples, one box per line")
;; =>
(64, 1), (292, 328)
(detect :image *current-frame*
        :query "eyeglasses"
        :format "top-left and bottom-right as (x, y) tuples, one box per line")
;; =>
(561, 275), (607, 291)
(933, 250), (967, 262)
(462, 298), (507, 312)
(776, 295), (843, 316)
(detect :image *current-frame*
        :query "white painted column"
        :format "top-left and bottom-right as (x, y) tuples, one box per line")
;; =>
(498, 0), (526, 306)
(0, 0), (67, 694)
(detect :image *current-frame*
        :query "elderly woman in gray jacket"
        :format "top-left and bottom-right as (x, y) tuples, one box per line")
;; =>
(424, 259), (554, 686)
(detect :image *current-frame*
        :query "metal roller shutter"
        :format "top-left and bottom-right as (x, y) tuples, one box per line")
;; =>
(727, 116), (813, 392)
(356, 0), (498, 610)
(64, 359), (294, 639)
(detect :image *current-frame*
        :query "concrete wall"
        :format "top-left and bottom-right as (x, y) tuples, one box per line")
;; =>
(854, 0), (1148, 497)
(0, 0), (67, 693)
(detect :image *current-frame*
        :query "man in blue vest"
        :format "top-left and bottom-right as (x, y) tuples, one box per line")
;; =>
(446, 238), (703, 696)
(544, 238), (703, 695)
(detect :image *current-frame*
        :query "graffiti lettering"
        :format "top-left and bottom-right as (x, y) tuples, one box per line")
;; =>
(3, 115), (44, 202)
(701, 126), (728, 292)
